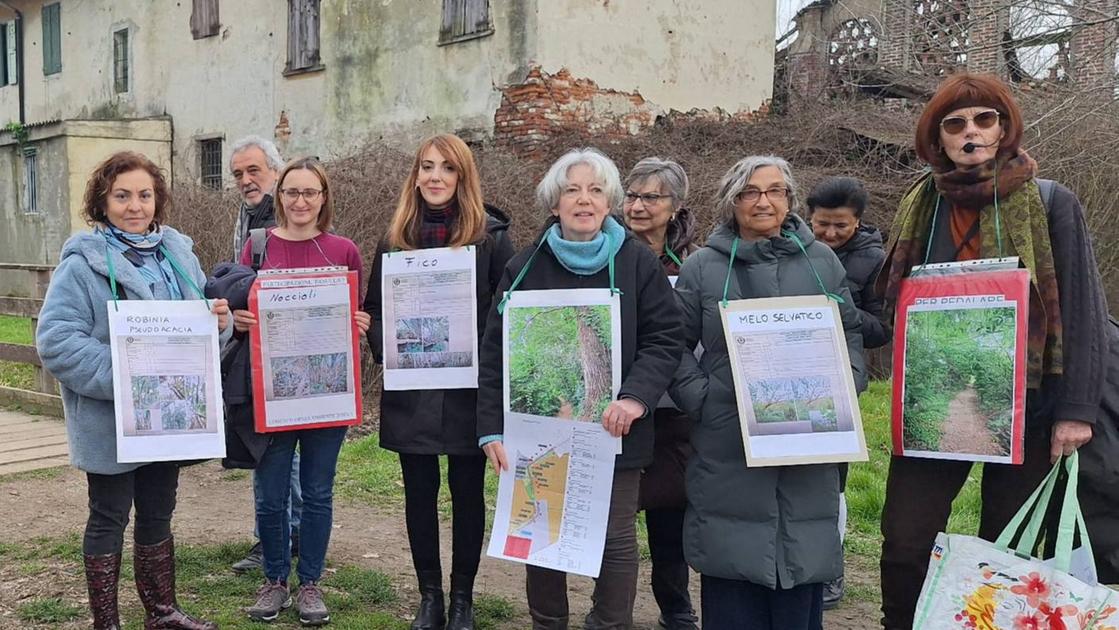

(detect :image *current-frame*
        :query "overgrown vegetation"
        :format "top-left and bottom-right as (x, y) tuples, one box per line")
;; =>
(903, 307), (1015, 453)
(172, 88), (1119, 315)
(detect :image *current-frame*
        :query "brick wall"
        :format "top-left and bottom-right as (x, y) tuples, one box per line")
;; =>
(493, 66), (768, 157)
(967, 0), (1009, 76)
(879, 0), (912, 71)
(1069, 0), (1119, 90)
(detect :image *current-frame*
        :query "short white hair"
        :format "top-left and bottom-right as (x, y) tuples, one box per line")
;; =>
(535, 148), (624, 213)
(229, 135), (284, 172)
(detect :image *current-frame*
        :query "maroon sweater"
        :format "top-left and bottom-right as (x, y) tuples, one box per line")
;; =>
(239, 229), (364, 292)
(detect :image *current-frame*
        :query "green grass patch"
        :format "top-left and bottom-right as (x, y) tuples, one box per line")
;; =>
(17, 597), (83, 624)
(0, 315), (33, 344)
(0, 315), (37, 390)
(0, 464), (67, 483)
(475, 593), (517, 629)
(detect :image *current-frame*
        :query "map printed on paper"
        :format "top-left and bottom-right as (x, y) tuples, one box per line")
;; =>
(487, 416), (616, 578)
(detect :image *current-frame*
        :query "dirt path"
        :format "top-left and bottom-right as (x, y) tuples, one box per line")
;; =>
(938, 386), (1003, 456)
(0, 463), (880, 629)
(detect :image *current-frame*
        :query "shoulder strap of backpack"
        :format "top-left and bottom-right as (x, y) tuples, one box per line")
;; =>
(1037, 178), (1057, 213)
(249, 228), (267, 271)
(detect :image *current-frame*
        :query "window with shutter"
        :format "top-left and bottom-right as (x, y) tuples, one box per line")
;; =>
(439, 0), (492, 45)
(42, 3), (61, 75)
(22, 147), (38, 215)
(5, 22), (16, 85)
(190, 0), (220, 40)
(285, 0), (322, 74)
(113, 29), (129, 93)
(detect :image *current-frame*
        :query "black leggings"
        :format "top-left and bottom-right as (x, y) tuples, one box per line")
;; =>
(398, 453), (486, 576)
(84, 462), (179, 555)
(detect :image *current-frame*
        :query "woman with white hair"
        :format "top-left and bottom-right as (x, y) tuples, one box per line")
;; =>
(670, 156), (866, 629)
(476, 148), (683, 629)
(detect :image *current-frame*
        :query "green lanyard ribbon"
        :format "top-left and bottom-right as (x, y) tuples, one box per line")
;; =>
(497, 231), (622, 314)
(720, 234), (845, 308)
(664, 245), (683, 268)
(105, 243), (208, 311)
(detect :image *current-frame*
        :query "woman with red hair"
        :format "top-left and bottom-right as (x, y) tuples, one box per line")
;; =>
(877, 73), (1108, 629)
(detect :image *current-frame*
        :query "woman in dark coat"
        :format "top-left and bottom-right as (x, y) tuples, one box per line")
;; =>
(364, 134), (515, 630)
(671, 155), (866, 630)
(622, 157), (699, 630)
(476, 148), (683, 629)
(805, 175), (888, 610)
(877, 73), (1108, 629)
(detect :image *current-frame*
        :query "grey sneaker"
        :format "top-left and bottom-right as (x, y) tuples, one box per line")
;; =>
(296, 582), (330, 626)
(248, 579), (292, 622)
(822, 575), (845, 610)
(233, 542), (263, 574)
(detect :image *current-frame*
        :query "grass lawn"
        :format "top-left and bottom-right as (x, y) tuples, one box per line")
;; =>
(0, 315), (36, 391)
(1, 379), (985, 625)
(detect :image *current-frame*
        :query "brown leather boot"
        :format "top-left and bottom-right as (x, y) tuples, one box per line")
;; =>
(133, 537), (217, 630)
(84, 553), (122, 630)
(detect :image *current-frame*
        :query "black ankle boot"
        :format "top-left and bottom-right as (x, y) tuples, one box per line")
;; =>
(446, 573), (475, 630)
(411, 570), (445, 630)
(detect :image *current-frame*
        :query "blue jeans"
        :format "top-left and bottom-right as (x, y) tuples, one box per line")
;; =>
(253, 450), (303, 538)
(256, 427), (347, 584)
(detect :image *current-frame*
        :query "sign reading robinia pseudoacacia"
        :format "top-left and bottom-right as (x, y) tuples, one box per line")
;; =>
(248, 267), (362, 433)
(108, 300), (225, 463)
(892, 258), (1029, 464)
(720, 294), (868, 467)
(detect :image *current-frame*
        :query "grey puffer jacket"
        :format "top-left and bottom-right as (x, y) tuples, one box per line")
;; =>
(671, 215), (866, 588)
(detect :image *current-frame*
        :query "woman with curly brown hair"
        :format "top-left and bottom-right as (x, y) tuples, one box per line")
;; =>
(36, 151), (229, 630)
(877, 73), (1108, 629)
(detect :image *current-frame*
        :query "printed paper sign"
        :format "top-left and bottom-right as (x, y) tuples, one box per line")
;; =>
(892, 261), (1029, 464)
(721, 295), (868, 467)
(108, 300), (225, 463)
(249, 269), (362, 432)
(381, 247), (478, 390)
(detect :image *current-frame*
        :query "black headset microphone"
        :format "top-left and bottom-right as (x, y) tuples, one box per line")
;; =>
(962, 139), (999, 154)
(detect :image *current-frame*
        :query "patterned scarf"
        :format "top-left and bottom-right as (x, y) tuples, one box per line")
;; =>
(419, 201), (456, 249)
(102, 224), (184, 300)
(881, 150), (1063, 387)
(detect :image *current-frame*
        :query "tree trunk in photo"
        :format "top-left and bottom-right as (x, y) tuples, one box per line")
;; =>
(576, 307), (611, 420)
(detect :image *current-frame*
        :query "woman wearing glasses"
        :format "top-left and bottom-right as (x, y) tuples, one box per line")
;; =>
(621, 158), (699, 630)
(364, 134), (515, 630)
(877, 73), (1107, 629)
(670, 155), (866, 629)
(233, 158), (371, 626)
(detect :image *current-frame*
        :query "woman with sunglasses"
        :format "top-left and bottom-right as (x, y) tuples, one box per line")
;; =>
(877, 73), (1108, 629)
(671, 155), (866, 629)
(233, 158), (370, 627)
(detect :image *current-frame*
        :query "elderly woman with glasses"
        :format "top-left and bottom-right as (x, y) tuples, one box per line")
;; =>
(621, 158), (699, 629)
(876, 73), (1108, 630)
(476, 148), (683, 629)
(670, 155), (866, 630)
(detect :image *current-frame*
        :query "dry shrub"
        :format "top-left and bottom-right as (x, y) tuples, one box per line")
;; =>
(172, 87), (1119, 324)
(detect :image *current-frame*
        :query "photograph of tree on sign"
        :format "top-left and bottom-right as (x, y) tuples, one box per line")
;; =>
(746, 375), (843, 435)
(902, 306), (1017, 458)
(507, 304), (613, 422)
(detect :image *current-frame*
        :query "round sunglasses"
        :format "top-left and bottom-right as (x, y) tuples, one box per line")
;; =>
(940, 110), (1000, 135)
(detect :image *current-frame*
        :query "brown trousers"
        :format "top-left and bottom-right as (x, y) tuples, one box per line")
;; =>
(526, 469), (642, 630)
(879, 427), (1053, 629)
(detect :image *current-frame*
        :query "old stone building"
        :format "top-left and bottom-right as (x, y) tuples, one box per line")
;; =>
(0, 0), (776, 272)
(784, 0), (1119, 101)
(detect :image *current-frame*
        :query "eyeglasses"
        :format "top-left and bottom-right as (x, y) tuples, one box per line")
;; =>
(940, 110), (1000, 135)
(280, 188), (323, 202)
(738, 187), (788, 203)
(624, 192), (671, 205)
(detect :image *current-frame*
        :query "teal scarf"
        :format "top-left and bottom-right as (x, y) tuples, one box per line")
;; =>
(545, 215), (625, 276)
(102, 225), (184, 300)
